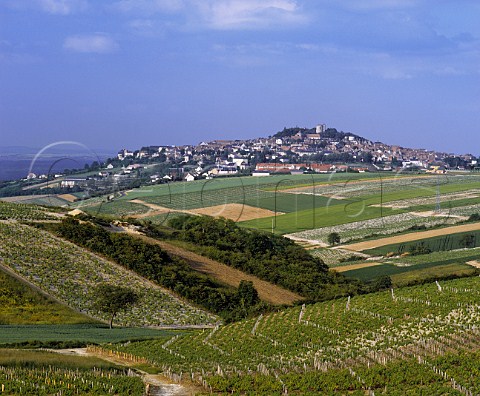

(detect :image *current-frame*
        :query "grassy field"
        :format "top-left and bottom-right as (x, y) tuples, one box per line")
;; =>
(338, 247), (480, 283)
(363, 228), (480, 256)
(241, 179), (480, 234)
(0, 324), (180, 346)
(83, 199), (151, 217)
(341, 261), (476, 283)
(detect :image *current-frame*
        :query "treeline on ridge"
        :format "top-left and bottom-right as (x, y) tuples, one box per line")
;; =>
(146, 215), (385, 301)
(52, 218), (265, 322)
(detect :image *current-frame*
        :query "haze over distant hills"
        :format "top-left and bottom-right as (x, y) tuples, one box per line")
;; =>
(0, 146), (114, 181)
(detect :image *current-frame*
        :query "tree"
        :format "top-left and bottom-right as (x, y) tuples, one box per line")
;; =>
(237, 280), (259, 309)
(92, 284), (138, 329)
(327, 232), (341, 246)
(371, 275), (392, 291)
(459, 233), (475, 248)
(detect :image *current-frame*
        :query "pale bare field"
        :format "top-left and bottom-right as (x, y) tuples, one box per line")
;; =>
(130, 199), (277, 222)
(190, 203), (277, 221)
(57, 193), (78, 202)
(466, 260), (480, 269)
(341, 222), (480, 252)
(332, 262), (383, 272)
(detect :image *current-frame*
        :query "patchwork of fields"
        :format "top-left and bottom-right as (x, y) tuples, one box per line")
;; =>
(2, 172), (480, 393)
(63, 171), (480, 287)
(67, 172), (480, 235)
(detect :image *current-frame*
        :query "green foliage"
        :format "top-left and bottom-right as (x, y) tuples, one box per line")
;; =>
(0, 201), (58, 221)
(369, 275), (392, 291)
(55, 218), (259, 321)
(92, 284), (138, 329)
(468, 213), (480, 221)
(343, 262), (477, 285)
(104, 276), (480, 394)
(0, 324), (176, 346)
(338, 255), (364, 263)
(164, 215), (368, 300)
(365, 229), (480, 256)
(459, 233), (476, 248)
(273, 126), (311, 138)
(237, 281), (259, 306)
(327, 232), (341, 246)
(408, 241), (432, 255)
(0, 349), (144, 395)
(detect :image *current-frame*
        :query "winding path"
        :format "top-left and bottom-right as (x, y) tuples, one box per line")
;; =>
(50, 348), (196, 395)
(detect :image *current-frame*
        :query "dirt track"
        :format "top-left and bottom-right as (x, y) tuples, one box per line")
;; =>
(125, 232), (303, 306)
(52, 348), (196, 395)
(341, 222), (480, 252)
(332, 262), (383, 272)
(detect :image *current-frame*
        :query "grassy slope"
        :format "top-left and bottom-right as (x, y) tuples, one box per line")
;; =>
(0, 267), (92, 325)
(144, 237), (304, 305)
(0, 325), (180, 346)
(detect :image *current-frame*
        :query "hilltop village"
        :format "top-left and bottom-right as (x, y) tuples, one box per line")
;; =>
(113, 125), (477, 181)
(19, 125), (478, 195)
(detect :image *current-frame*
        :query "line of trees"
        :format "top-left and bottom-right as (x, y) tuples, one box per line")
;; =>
(154, 215), (381, 301)
(54, 218), (266, 322)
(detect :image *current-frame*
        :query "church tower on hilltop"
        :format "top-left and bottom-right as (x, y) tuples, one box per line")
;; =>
(316, 124), (326, 135)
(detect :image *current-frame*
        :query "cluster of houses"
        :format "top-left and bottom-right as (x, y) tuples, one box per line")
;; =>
(24, 124), (477, 188)
(112, 124), (477, 182)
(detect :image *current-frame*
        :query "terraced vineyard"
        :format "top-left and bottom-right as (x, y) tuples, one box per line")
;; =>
(310, 248), (364, 266)
(0, 221), (217, 327)
(102, 276), (480, 394)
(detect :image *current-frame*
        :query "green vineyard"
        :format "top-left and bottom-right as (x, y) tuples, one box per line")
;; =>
(103, 276), (480, 394)
(0, 350), (144, 395)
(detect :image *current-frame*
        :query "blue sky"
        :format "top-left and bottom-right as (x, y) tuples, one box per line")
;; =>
(1, 0), (479, 154)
